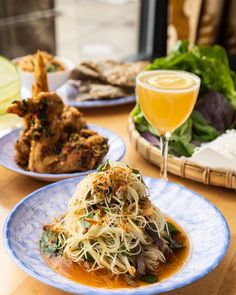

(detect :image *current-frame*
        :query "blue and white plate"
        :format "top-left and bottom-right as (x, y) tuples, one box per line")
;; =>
(3, 177), (230, 295)
(0, 125), (125, 182)
(67, 95), (136, 109)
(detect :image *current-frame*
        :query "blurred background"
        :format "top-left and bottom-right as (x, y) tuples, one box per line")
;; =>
(0, 0), (236, 64)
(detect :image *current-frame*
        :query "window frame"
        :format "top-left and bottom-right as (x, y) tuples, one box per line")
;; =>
(127, 0), (168, 61)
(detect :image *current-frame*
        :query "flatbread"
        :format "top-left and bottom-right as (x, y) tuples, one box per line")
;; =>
(71, 60), (148, 87)
(70, 60), (147, 101)
(78, 80), (133, 101)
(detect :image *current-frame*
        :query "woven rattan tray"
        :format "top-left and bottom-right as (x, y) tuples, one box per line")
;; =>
(128, 117), (236, 189)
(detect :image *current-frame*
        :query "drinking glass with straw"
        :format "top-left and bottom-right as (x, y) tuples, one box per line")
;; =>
(136, 70), (200, 180)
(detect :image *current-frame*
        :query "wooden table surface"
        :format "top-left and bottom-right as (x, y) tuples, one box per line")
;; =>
(0, 104), (235, 295)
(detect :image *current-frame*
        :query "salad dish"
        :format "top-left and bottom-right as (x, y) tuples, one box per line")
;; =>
(3, 162), (230, 294)
(40, 162), (189, 288)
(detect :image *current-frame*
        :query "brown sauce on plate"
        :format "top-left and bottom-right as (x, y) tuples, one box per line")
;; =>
(43, 217), (190, 288)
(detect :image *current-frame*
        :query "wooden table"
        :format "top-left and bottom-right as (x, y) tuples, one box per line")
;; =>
(0, 104), (235, 295)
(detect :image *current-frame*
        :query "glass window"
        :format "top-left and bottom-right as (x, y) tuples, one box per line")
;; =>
(55, 0), (140, 61)
(0, 0), (141, 61)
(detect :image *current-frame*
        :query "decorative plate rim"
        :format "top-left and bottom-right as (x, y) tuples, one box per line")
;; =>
(0, 124), (126, 179)
(67, 95), (136, 109)
(3, 177), (230, 295)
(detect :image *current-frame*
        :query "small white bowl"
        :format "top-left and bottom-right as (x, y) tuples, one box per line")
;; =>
(12, 56), (75, 92)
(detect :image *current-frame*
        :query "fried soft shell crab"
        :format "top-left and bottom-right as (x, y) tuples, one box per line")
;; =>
(7, 51), (108, 173)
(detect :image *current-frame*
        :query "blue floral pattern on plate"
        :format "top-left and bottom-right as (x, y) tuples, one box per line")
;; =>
(0, 124), (126, 181)
(3, 177), (230, 295)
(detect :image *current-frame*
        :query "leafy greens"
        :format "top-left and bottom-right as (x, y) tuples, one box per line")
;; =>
(147, 40), (236, 108)
(132, 105), (219, 157)
(40, 230), (63, 256)
(132, 41), (236, 157)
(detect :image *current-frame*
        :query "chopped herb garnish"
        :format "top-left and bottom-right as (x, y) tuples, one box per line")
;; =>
(140, 273), (158, 284)
(122, 248), (130, 256)
(167, 221), (180, 235)
(45, 128), (53, 137)
(132, 168), (145, 184)
(40, 230), (63, 256)
(22, 100), (28, 114)
(97, 159), (110, 172)
(32, 130), (40, 140)
(61, 153), (67, 161)
(166, 222), (183, 249)
(132, 168), (141, 175)
(81, 212), (95, 229)
(169, 237), (183, 249)
(84, 252), (94, 262)
(85, 212), (95, 219)
(77, 144), (82, 151)
(47, 64), (57, 72)
(29, 119), (35, 126)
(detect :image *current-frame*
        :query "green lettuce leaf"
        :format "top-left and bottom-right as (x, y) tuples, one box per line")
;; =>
(191, 111), (219, 142)
(40, 230), (63, 256)
(131, 106), (219, 157)
(148, 41), (236, 108)
(131, 104), (157, 135)
(170, 119), (195, 157)
(132, 41), (235, 157)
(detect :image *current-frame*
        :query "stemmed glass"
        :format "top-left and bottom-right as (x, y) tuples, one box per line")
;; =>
(136, 70), (200, 180)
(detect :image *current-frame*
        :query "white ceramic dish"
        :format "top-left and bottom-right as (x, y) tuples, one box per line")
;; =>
(12, 56), (74, 91)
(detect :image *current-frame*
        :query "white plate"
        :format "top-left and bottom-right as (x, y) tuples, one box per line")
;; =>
(12, 56), (74, 91)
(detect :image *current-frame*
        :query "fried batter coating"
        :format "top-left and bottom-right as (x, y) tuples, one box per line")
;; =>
(7, 51), (108, 173)
(32, 51), (49, 97)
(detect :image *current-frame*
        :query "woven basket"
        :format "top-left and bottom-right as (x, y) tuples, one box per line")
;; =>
(128, 117), (236, 189)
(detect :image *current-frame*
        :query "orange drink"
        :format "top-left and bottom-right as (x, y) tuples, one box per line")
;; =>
(136, 70), (200, 179)
(137, 70), (200, 135)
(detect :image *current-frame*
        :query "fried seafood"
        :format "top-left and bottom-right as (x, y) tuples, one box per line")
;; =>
(7, 51), (108, 173)
(32, 51), (49, 97)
